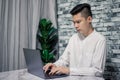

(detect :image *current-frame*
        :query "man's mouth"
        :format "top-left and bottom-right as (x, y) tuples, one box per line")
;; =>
(76, 28), (80, 31)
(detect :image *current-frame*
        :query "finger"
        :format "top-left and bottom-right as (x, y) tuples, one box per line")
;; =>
(56, 70), (61, 75)
(43, 63), (49, 69)
(43, 64), (51, 73)
(43, 65), (46, 70)
(49, 68), (58, 75)
(44, 66), (50, 73)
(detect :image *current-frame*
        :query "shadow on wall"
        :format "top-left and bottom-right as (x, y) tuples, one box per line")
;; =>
(104, 58), (119, 80)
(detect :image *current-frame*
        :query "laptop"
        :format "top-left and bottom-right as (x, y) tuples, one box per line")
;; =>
(23, 48), (68, 79)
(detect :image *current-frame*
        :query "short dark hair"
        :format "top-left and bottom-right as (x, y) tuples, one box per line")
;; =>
(70, 3), (92, 18)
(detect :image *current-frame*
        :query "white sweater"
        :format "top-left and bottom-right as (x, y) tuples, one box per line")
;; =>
(54, 30), (106, 76)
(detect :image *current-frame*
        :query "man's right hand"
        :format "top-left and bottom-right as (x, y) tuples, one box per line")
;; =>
(43, 63), (56, 73)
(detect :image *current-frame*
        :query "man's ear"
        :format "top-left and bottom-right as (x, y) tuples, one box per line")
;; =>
(87, 16), (92, 23)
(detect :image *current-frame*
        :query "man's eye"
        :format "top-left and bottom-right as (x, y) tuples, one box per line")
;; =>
(76, 21), (80, 23)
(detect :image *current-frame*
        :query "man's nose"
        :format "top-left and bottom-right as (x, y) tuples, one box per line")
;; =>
(74, 23), (79, 28)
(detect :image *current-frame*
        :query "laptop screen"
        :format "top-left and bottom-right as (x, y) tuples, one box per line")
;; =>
(23, 48), (46, 79)
(23, 48), (68, 79)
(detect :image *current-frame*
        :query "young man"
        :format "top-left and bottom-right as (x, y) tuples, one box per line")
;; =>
(43, 3), (106, 76)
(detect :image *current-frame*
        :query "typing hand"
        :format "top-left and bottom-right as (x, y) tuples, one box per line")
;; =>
(43, 63), (56, 73)
(49, 66), (70, 75)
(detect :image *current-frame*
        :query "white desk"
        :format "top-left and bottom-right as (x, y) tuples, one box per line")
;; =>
(0, 69), (104, 80)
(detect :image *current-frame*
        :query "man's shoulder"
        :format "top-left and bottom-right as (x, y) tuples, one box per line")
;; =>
(94, 31), (106, 41)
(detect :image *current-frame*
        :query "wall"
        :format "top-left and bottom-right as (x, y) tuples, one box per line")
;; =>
(57, 0), (120, 80)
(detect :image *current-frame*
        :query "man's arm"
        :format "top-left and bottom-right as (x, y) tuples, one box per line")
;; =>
(43, 37), (72, 75)
(54, 38), (72, 67)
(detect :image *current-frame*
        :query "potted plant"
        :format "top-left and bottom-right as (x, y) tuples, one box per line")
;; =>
(36, 18), (58, 64)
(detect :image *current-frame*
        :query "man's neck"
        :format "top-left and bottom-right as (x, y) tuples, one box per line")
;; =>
(84, 28), (94, 37)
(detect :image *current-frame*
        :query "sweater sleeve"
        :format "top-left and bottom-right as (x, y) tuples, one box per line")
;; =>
(54, 46), (70, 67)
(54, 37), (72, 67)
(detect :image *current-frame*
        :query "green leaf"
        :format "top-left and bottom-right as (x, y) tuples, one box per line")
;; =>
(48, 28), (57, 38)
(36, 18), (58, 64)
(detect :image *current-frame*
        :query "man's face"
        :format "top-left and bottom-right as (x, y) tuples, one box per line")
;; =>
(72, 13), (92, 36)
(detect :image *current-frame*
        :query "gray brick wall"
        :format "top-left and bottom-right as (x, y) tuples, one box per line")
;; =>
(57, 0), (120, 80)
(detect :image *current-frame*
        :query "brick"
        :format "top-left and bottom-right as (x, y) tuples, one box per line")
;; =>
(116, 12), (120, 16)
(97, 27), (107, 31)
(100, 32), (111, 36)
(59, 25), (69, 28)
(111, 58), (120, 63)
(57, 0), (68, 4)
(58, 3), (70, 7)
(92, 10), (102, 14)
(92, 19), (100, 22)
(104, 22), (115, 27)
(115, 0), (120, 3)
(113, 54), (120, 59)
(107, 26), (119, 31)
(117, 40), (120, 44)
(93, 23), (104, 27)
(111, 17), (120, 22)
(64, 14), (71, 17)
(114, 63), (120, 68)
(109, 36), (119, 40)
(112, 50), (120, 54)
(58, 11), (63, 15)
(111, 31), (119, 35)
(112, 8), (120, 13)
(91, 7), (96, 10)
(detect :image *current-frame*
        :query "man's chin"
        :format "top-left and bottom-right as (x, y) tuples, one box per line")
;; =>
(77, 30), (82, 34)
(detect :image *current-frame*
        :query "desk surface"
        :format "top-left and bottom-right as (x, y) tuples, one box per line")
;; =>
(0, 69), (104, 80)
